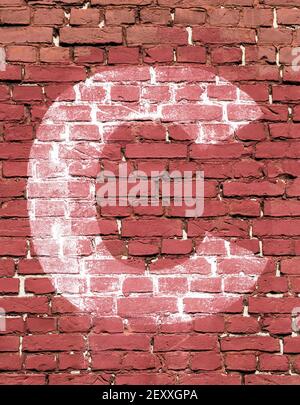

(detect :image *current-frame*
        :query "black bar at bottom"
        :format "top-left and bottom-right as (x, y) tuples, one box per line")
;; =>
(0, 385), (297, 403)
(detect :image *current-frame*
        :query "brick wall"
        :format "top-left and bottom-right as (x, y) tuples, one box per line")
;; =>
(0, 0), (300, 385)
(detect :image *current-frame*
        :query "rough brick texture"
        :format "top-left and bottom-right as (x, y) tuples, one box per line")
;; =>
(0, 0), (300, 387)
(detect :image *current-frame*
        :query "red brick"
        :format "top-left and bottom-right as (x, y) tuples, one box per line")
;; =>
(25, 354), (56, 371)
(92, 317), (123, 334)
(190, 144), (243, 159)
(177, 46), (206, 63)
(184, 297), (244, 313)
(91, 0), (150, 3)
(0, 179), (26, 198)
(60, 27), (122, 44)
(0, 374), (45, 385)
(0, 27), (52, 43)
(284, 337), (300, 354)
(123, 352), (158, 370)
(117, 297), (178, 316)
(283, 67), (300, 82)
(24, 66), (86, 82)
(292, 356), (300, 373)
(174, 8), (205, 25)
(190, 278), (221, 293)
(223, 180), (285, 197)
(92, 66), (150, 82)
(0, 336), (20, 352)
(164, 352), (189, 370)
(154, 334), (217, 352)
(116, 373), (174, 385)
(269, 123), (300, 139)
(258, 276), (288, 293)
(58, 316), (91, 333)
(12, 85), (43, 101)
(211, 47), (242, 63)
(259, 354), (289, 371)
(106, 8), (135, 25)
(142, 86), (170, 103)
(111, 85), (140, 102)
(193, 316), (225, 333)
(0, 104), (24, 121)
(263, 239), (294, 255)
(23, 334), (85, 352)
(127, 26), (188, 45)
(161, 240), (193, 255)
(249, 297), (300, 313)
(225, 354), (256, 371)
(0, 278), (19, 294)
(140, 7), (171, 24)
(208, 84), (236, 100)
(188, 219), (248, 238)
(122, 219), (182, 237)
(125, 143), (187, 158)
(277, 8), (300, 24)
(0, 0), (26, 4)
(143, 45), (173, 63)
(158, 277), (188, 294)
(162, 104), (222, 121)
(241, 8), (273, 27)
(219, 65), (279, 81)
(91, 352), (122, 370)
(40, 47), (70, 63)
(59, 353), (87, 370)
(108, 46), (139, 64)
(240, 84), (269, 102)
(89, 334), (149, 351)
(258, 28), (292, 45)
(0, 259), (15, 277)
(246, 45), (276, 63)
(0, 7), (30, 25)
(226, 316), (259, 334)
(33, 8), (65, 26)
(0, 297), (49, 314)
(209, 9), (239, 26)
(221, 336), (280, 352)
(193, 28), (256, 44)
(90, 277), (120, 293)
(6, 45), (37, 62)
(2, 160), (30, 176)
(279, 46), (294, 64)
(0, 353), (22, 370)
(180, 373), (241, 385)
(190, 352), (222, 371)
(26, 317), (56, 334)
(25, 278), (55, 294)
(44, 85), (75, 101)
(128, 241), (159, 256)
(261, 317), (292, 335)
(122, 277), (153, 295)
(74, 47), (104, 63)
(70, 9), (101, 26)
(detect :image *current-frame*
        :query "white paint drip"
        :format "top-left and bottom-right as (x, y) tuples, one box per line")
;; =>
(186, 27), (193, 45)
(53, 33), (60, 47)
(273, 8), (278, 29)
(149, 66), (156, 85)
(240, 45), (246, 66)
